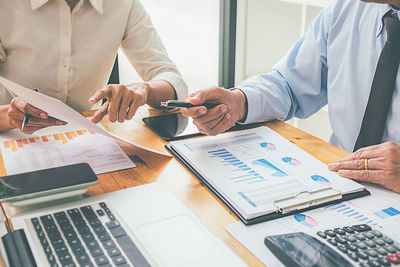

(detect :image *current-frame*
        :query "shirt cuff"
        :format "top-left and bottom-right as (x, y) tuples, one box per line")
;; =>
(236, 86), (265, 124)
(150, 71), (188, 100)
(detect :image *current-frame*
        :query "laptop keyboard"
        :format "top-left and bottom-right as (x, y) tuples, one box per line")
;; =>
(30, 202), (150, 267)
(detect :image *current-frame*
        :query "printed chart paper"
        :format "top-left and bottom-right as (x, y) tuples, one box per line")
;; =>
(0, 125), (135, 175)
(225, 185), (400, 266)
(169, 127), (365, 219)
(0, 76), (170, 157)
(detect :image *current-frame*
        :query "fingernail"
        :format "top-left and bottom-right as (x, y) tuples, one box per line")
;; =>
(56, 120), (67, 125)
(200, 108), (206, 114)
(221, 106), (227, 113)
(40, 113), (48, 119)
(226, 113), (231, 120)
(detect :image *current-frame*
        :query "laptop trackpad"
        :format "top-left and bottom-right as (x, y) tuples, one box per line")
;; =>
(138, 214), (223, 266)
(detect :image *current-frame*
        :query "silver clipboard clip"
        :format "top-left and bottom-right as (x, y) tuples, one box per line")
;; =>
(273, 187), (342, 214)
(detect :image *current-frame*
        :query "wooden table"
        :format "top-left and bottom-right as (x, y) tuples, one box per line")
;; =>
(83, 107), (349, 266)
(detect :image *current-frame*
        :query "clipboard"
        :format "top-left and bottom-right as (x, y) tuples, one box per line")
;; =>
(166, 144), (370, 225)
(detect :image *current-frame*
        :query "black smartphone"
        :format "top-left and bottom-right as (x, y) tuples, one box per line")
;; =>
(143, 113), (203, 141)
(0, 163), (98, 202)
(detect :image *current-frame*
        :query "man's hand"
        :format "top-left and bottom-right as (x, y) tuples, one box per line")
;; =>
(89, 83), (150, 123)
(328, 142), (400, 192)
(8, 97), (67, 134)
(180, 86), (247, 136)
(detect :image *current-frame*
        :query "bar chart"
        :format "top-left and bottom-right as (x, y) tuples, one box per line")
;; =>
(2, 129), (95, 152)
(0, 127), (134, 175)
(324, 202), (384, 229)
(208, 148), (266, 184)
(374, 207), (400, 220)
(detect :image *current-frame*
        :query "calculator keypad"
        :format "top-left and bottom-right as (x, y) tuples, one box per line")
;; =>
(317, 224), (400, 266)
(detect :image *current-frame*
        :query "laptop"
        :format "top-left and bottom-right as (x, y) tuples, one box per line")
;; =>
(0, 183), (246, 267)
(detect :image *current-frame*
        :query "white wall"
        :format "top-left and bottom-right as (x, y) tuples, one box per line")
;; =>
(235, 0), (332, 141)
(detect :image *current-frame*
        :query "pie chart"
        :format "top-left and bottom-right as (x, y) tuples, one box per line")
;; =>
(260, 142), (277, 151)
(311, 175), (331, 186)
(282, 157), (301, 166)
(294, 214), (318, 228)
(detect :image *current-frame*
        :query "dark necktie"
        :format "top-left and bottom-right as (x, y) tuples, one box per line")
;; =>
(353, 14), (400, 151)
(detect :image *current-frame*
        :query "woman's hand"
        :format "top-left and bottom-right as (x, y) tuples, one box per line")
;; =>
(89, 83), (150, 123)
(7, 97), (67, 134)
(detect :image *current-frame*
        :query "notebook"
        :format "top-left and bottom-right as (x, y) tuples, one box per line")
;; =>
(166, 126), (369, 225)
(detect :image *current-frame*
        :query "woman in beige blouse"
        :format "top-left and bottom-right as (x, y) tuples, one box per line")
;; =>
(0, 0), (187, 134)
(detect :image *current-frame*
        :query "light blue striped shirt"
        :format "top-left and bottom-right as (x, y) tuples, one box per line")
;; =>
(238, 0), (400, 152)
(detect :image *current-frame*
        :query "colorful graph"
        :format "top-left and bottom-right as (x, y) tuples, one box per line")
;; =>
(2, 130), (96, 152)
(311, 175), (331, 186)
(282, 157), (301, 166)
(374, 207), (400, 220)
(294, 214), (318, 228)
(252, 159), (287, 177)
(325, 202), (383, 229)
(208, 148), (266, 184)
(259, 142), (276, 151)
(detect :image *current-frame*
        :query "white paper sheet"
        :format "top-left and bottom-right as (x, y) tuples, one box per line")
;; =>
(225, 184), (400, 266)
(0, 125), (136, 175)
(0, 76), (170, 157)
(170, 126), (365, 219)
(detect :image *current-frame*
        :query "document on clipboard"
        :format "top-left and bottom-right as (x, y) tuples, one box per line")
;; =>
(166, 126), (369, 225)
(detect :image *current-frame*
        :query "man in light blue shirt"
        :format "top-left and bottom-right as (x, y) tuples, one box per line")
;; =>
(182, 0), (400, 192)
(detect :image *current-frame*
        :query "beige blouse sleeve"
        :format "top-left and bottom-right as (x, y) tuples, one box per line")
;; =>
(0, 40), (6, 62)
(0, 40), (12, 105)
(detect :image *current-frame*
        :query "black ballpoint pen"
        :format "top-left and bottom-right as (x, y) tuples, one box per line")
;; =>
(21, 88), (39, 130)
(160, 100), (218, 109)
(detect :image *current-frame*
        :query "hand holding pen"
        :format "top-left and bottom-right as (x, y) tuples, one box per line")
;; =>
(180, 86), (247, 136)
(7, 89), (67, 134)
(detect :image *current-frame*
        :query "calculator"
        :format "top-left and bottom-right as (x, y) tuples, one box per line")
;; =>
(264, 224), (400, 267)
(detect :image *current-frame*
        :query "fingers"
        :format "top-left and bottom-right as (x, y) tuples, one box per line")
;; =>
(107, 86), (124, 122)
(193, 105), (227, 124)
(118, 90), (131, 122)
(191, 105), (236, 136)
(20, 126), (48, 135)
(7, 98), (64, 134)
(181, 106), (207, 118)
(340, 143), (386, 162)
(328, 158), (380, 171)
(26, 117), (66, 127)
(194, 113), (225, 134)
(11, 97), (48, 119)
(337, 169), (384, 183)
(207, 113), (234, 136)
(89, 87), (111, 104)
(187, 86), (224, 106)
(126, 100), (140, 121)
(91, 101), (109, 124)
(90, 84), (148, 123)
(10, 115), (66, 134)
